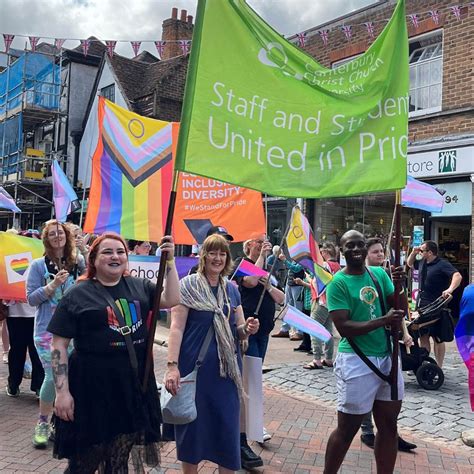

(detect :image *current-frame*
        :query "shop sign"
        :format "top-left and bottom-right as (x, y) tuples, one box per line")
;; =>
(431, 181), (472, 217)
(407, 146), (474, 178)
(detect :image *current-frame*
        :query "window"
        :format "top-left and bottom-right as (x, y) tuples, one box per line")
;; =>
(409, 33), (443, 117)
(100, 84), (115, 103)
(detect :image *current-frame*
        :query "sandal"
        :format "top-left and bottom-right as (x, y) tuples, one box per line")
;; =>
(303, 361), (323, 370)
(322, 360), (334, 368)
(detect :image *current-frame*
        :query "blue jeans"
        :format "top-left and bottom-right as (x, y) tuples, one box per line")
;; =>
(246, 333), (270, 362)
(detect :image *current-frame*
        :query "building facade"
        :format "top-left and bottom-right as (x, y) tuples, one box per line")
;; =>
(291, 0), (473, 288)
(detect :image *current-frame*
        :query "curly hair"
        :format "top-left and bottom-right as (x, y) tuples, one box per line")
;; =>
(42, 220), (77, 271)
(80, 232), (130, 281)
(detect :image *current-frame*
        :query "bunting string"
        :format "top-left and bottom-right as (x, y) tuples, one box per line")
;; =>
(1, 2), (472, 55)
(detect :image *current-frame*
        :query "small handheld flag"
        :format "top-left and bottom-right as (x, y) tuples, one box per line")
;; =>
(0, 186), (21, 213)
(51, 160), (80, 222)
(401, 176), (444, 213)
(280, 305), (331, 342)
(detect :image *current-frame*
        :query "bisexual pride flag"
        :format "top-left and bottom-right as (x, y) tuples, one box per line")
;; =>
(280, 304), (331, 342)
(233, 258), (278, 286)
(455, 284), (474, 410)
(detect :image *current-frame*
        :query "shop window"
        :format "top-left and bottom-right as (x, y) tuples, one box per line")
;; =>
(409, 32), (442, 117)
(100, 84), (115, 103)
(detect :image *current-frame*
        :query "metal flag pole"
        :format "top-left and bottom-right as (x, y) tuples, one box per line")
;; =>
(142, 170), (179, 392)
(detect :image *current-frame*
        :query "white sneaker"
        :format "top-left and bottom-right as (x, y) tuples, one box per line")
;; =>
(262, 427), (272, 442)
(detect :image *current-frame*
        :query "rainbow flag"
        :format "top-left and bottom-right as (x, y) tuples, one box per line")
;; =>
(455, 284), (474, 410)
(401, 176), (444, 213)
(84, 97), (175, 241)
(0, 232), (44, 301)
(51, 160), (80, 222)
(0, 186), (21, 213)
(280, 304), (331, 342)
(286, 206), (332, 295)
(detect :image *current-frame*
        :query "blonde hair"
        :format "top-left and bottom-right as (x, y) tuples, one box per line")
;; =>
(197, 234), (233, 276)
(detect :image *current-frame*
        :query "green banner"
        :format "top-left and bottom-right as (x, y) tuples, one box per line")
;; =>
(176, 0), (408, 198)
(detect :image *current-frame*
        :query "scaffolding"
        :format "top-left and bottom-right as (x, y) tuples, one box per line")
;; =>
(0, 49), (66, 230)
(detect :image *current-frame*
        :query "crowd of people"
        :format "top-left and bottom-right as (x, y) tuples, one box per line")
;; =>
(0, 219), (465, 473)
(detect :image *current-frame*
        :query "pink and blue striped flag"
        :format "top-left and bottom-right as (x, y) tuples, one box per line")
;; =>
(234, 259), (278, 286)
(281, 304), (331, 342)
(401, 176), (444, 213)
(51, 160), (80, 222)
(455, 284), (474, 410)
(0, 186), (21, 213)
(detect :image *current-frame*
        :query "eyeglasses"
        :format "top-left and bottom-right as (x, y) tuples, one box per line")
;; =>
(420, 248), (429, 253)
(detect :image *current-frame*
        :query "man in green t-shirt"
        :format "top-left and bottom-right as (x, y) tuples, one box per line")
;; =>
(324, 230), (405, 474)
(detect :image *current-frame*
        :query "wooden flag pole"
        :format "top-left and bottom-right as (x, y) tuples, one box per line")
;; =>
(142, 170), (180, 392)
(390, 190), (402, 401)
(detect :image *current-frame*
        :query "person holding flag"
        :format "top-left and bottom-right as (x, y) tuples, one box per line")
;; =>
(324, 230), (405, 474)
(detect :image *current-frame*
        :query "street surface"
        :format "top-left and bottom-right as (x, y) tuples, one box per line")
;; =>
(1, 320), (474, 473)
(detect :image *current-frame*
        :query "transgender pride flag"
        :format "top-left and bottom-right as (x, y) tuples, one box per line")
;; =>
(51, 160), (80, 222)
(280, 304), (331, 342)
(401, 176), (444, 213)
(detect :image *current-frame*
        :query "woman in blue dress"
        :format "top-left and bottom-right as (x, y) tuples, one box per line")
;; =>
(165, 234), (259, 473)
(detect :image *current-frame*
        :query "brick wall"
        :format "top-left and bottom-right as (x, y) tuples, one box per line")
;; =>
(161, 8), (194, 60)
(301, 0), (474, 144)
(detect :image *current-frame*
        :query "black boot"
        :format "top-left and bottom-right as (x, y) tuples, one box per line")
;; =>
(398, 436), (417, 451)
(241, 433), (263, 470)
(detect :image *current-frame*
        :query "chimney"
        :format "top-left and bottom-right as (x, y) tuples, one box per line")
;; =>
(161, 6), (194, 60)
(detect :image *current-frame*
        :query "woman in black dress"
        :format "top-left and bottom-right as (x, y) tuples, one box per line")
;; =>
(48, 232), (179, 473)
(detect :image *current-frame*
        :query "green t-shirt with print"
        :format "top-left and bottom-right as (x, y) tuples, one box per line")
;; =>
(327, 266), (394, 357)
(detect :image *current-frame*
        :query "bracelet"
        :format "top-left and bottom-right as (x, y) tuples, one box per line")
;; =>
(167, 361), (178, 367)
(268, 286), (273, 293)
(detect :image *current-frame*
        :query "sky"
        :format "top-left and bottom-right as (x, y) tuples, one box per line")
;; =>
(0, 0), (376, 60)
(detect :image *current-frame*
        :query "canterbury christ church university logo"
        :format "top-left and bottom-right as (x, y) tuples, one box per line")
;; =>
(204, 37), (408, 176)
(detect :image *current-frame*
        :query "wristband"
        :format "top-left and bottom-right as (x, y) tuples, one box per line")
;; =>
(167, 361), (178, 367)
(268, 286), (273, 293)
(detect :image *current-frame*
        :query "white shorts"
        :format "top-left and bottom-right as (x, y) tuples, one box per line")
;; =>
(334, 353), (404, 415)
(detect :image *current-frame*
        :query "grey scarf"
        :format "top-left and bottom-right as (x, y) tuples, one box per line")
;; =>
(180, 272), (244, 397)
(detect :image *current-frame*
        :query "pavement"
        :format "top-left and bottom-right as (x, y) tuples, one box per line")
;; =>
(1, 319), (474, 473)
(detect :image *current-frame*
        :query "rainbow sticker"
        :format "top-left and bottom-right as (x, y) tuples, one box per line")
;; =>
(10, 258), (30, 276)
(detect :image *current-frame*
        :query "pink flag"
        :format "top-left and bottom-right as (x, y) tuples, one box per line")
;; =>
(80, 39), (90, 57)
(29, 36), (40, 52)
(451, 5), (462, 21)
(179, 40), (191, 55)
(154, 40), (166, 58)
(296, 32), (307, 48)
(364, 21), (375, 39)
(408, 14), (419, 28)
(341, 25), (352, 41)
(319, 30), (329, 46)
(105, 40), (117, 58)
(3, 34), (14, 53)
(54, 38), (66, 50)
(429, 10), (440, 25)
(130, 41), (141, 56)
